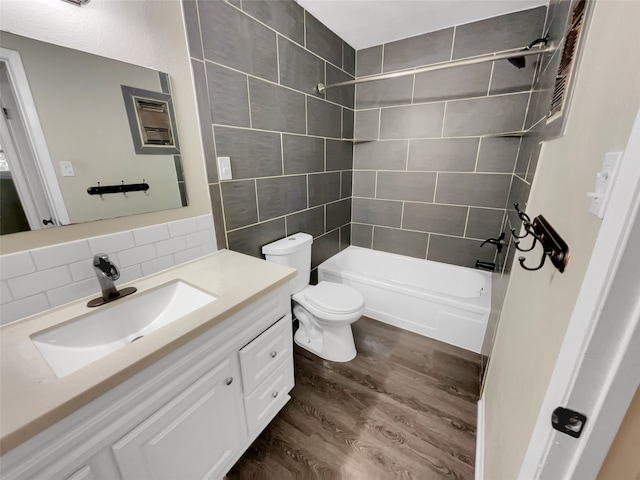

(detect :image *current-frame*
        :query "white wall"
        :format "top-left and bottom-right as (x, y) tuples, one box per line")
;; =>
(482, 1), (640, 478)
(0, 0), (212, 253)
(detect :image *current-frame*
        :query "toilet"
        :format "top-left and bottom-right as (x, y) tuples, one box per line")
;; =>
(262, 233), (365, 362)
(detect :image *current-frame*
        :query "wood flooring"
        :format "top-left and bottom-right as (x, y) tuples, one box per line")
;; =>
(226, 317), (480, 479)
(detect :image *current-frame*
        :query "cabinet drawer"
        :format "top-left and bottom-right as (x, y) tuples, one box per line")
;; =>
(244, 359), (294, 437)
(239, 314), (292, 393)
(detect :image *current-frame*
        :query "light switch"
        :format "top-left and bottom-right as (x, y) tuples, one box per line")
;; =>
(218, 156), (232, 180)
(588, 151), (622, 218)
(60, 161), (75, 177)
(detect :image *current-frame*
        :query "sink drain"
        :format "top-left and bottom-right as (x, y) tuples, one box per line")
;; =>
(130, 335), (144, 343)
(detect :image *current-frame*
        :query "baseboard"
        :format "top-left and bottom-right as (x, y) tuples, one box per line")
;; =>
(475, 396), (485, 480)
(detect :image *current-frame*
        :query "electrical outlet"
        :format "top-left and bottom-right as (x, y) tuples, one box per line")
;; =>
(59, 161), (75, 177)
(218, 156), (232, 180)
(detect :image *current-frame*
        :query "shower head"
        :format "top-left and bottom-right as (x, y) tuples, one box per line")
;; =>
(507, 37), (549, 69)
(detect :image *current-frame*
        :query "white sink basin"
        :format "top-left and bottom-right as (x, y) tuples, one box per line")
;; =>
(31, 281), (217, 378)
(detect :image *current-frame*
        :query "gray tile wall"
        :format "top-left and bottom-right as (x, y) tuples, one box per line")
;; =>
(183, 0), (355, 273)
(352, 6), (546, 268)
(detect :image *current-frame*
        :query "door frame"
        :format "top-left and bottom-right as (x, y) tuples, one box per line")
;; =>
(0, 47), (70, 226)
(519, 107), (640, 479)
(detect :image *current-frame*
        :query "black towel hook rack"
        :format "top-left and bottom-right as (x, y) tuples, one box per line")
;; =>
(510, 203), (570, 273)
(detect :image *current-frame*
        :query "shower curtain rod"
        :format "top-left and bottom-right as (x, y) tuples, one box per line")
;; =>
(316, 43), (555, 94)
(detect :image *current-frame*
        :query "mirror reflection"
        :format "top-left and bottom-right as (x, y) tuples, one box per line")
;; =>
(0, 32), (187, 235)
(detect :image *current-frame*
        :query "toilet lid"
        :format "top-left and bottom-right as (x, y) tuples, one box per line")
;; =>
(302, 282), (364, 314)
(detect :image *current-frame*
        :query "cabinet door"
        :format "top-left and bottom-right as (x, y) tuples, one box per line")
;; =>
(112, 357), (244, 480)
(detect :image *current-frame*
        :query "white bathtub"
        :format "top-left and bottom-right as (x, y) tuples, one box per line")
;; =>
(317, 246), (491, 353)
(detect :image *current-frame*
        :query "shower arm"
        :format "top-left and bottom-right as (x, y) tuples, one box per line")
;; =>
(316, 43), (555, 94)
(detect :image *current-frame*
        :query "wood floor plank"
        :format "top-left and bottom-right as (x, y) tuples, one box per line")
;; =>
(227, 317), (480, 479)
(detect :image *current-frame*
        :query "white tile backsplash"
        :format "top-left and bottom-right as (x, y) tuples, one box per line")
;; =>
(0, 215), (217, 325)
(89, 231), (135, 254)
(133, 224), (170, 246)
(31, 240), (91, 271)
(1, 281), (13, 305)
(8, 266), (72, 300)
(0, 251), (37, 280)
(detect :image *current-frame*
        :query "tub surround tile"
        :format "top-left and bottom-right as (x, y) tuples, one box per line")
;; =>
(199, 0), (278, 82)
(307, 97), (342, 138)
(376, 172), (436, 202)
(214, 127), (283, 179)
(379, 103), (445, 140)
(342, 108), (354, 139)
(278, 36), (325, 95)
(413, 63), (492, 103)
(283, 135), (325, 174)
(373, 227), (428, 259)
(257, 175), (308, 221)
(311, 230), (341, 269)
(435, 173), (511, 209)
(343, 43), (356, 76)
(354, 109), (380, 140)
(242, 0), (305, 45)
(408, 138), (479, 172)
(383, 28), (454, 72)
(427, 235), (493, 269)
(443, 93), (530, 137)
(182, 0), (203, 59)
(340, 225), (351, 251)
(206, 62), (250, 128)
(209, 184), (228, 249)
(351, 223), (373, 248)
(249, 78), (306, 134)
(356, 45), (383, 77)
(355, 76), (414, 109)
(305, 12), (343, 67)
(476, 137), (521, 173)
(227, 218), (286, 258)
(466, 208), (505, 240)
(354, 140), (408, 170)
(352, 198), (402, 228)
(452, 7), (547, 60)
(402, 203), (467, 236)
(341, 170), (353, 198)
(488, 59), (536, 96)
(309, 172), (341, 207)
(326, 140), (353, 171)
(286, 206), (325, 238)
(326, 198), (352, 231)
(353, 170), (376, 198)
(326, 63), (355, 108)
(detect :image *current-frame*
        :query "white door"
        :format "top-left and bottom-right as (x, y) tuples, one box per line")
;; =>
(112, 357), (246, 480)
(519, 109), (640, 479)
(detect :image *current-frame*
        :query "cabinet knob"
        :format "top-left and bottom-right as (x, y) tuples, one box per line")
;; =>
(270, 351), (278, 358)
(225, 377), (233, 386)
(271, 391), (278, 399)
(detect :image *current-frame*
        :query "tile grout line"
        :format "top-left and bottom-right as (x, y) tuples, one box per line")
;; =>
(473, 137), (482, 172)
(449, 26), (456, 61)
(440, 102), (448, 138)
(433, 172), (439, 203)
(246, 76), (253, 128)
(463, 207), (471, 237)
(486, 61), (495, 96)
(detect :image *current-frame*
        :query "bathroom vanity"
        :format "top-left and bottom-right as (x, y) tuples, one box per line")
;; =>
(0, 250), (296, 479)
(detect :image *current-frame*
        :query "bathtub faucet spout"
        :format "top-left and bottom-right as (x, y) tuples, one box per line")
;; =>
(480, 232), (505, 253)
(475, 260), (496, 272)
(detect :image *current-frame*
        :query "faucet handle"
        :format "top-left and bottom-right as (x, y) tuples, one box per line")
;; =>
(93, 253), (120, 280)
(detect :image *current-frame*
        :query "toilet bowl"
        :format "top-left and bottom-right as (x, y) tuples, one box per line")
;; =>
(292, 281), (364, 362)
(261, 233), (365, 362)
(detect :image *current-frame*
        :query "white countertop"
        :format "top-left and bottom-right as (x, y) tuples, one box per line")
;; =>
(0, 250), (296, 454)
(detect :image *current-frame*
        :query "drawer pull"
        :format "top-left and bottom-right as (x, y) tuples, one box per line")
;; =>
(271, 391), (279, 399)
(225, 377), (233, 386)
(270, 351), (278, 358)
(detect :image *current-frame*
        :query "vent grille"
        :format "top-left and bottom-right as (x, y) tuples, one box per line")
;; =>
(549, 0), (587, 117)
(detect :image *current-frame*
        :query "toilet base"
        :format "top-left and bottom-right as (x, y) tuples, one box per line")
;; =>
(294, 326), (356, 362)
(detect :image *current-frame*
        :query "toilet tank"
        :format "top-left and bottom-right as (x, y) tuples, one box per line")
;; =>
(262, 233), (312, 294)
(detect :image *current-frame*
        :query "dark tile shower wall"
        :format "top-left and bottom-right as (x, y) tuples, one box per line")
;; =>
(352, 6), (547, 268)
(183, 0), (354, 269)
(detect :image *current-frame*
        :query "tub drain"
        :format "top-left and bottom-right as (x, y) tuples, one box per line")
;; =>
(130, 335), (144, 343)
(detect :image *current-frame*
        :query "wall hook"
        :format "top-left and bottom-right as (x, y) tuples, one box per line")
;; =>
(518, 253), (547, 271)
(122, 180), (128, 198)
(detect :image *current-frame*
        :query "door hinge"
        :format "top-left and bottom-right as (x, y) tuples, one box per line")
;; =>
(2, 107), (9, 120)
(551, 407), (587, 438)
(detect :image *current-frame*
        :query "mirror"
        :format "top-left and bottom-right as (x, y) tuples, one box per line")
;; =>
(0, 32), (187, 236)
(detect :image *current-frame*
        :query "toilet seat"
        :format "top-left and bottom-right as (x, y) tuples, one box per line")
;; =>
(293, 282), (364, 321)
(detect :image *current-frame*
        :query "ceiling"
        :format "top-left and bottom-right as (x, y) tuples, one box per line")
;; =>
(297, 0), (549, 50)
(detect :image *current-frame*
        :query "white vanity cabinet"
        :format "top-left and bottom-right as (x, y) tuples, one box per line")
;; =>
(1, 285), (294, 480)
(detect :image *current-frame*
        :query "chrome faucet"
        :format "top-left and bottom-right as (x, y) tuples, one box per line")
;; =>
(93, 254), (120, 300)
(88, 254), (136, 307)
